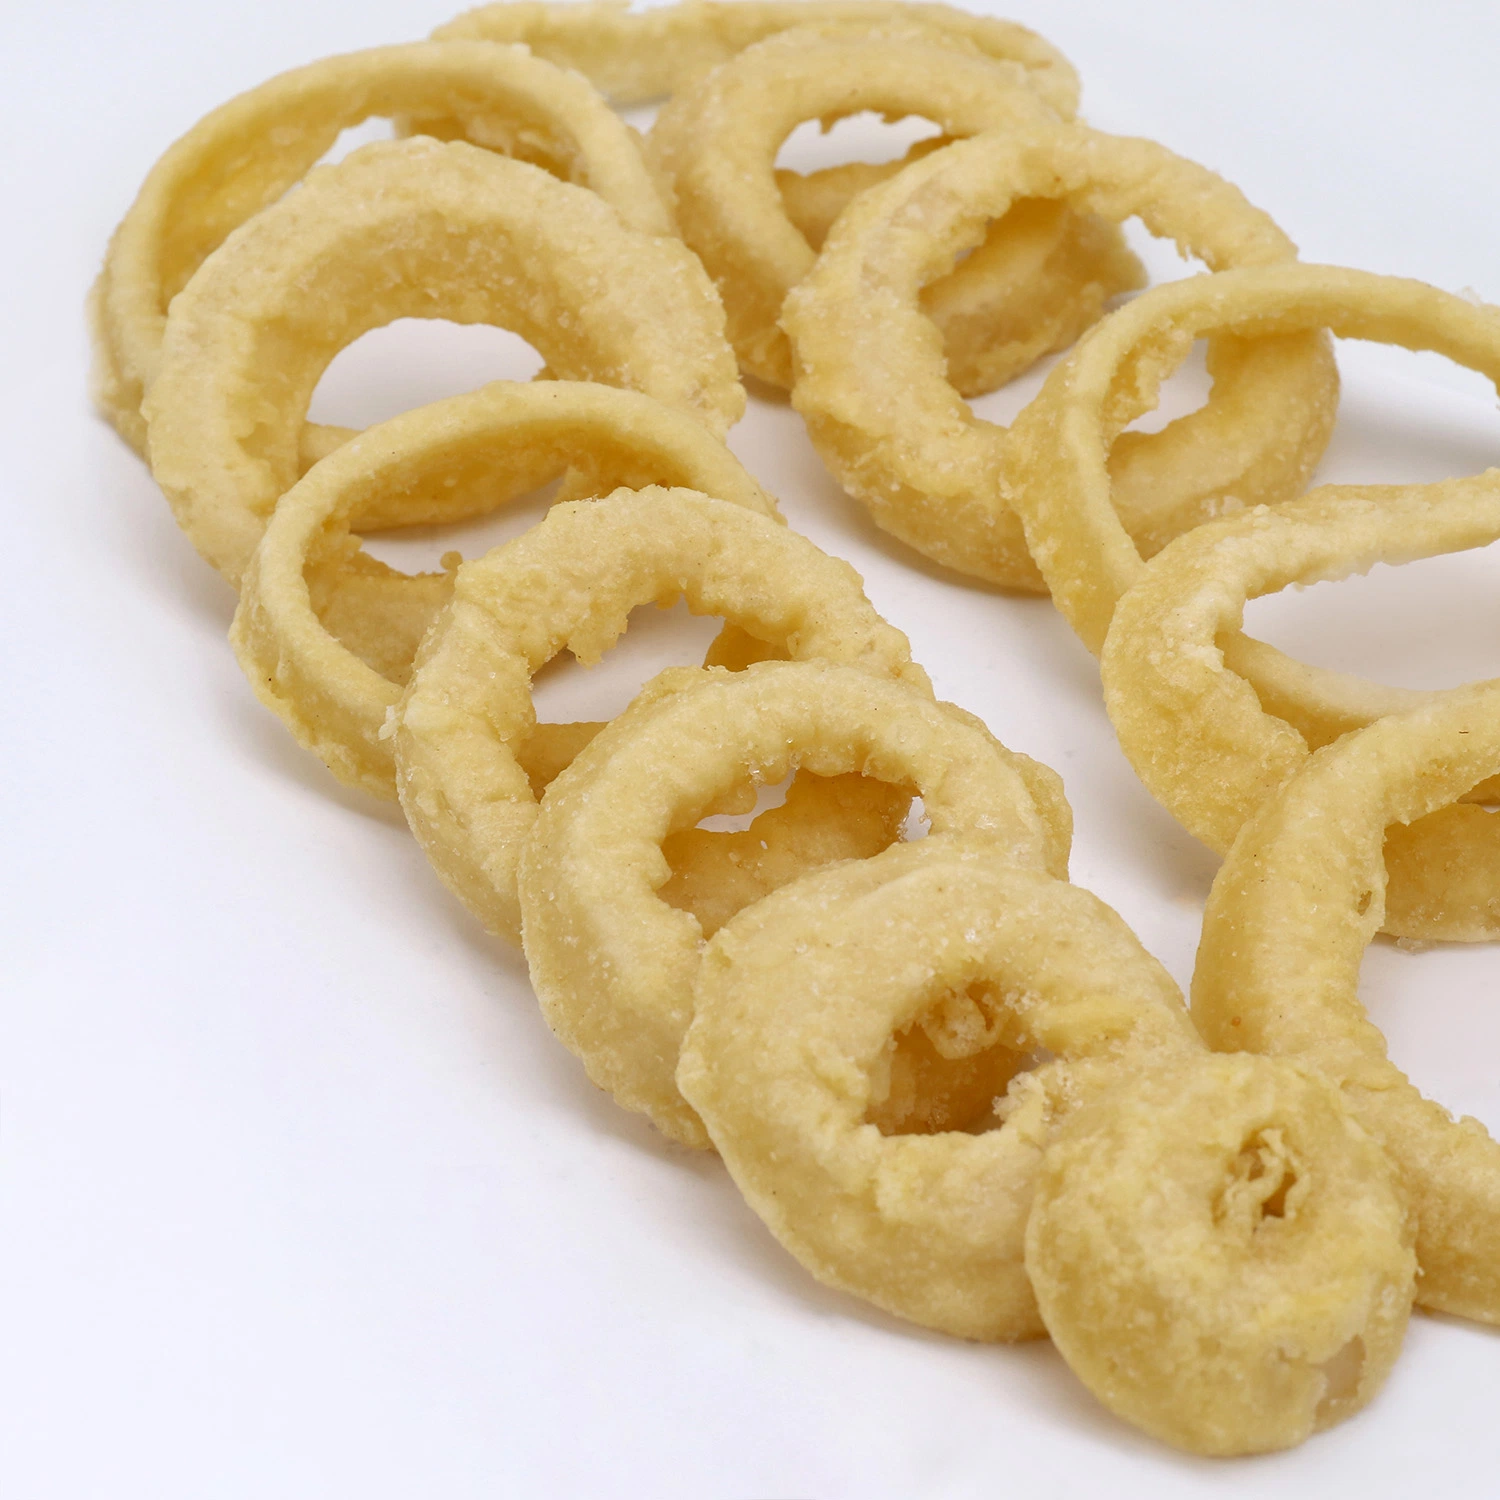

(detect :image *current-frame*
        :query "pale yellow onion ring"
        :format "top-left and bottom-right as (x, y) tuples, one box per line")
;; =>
(143, 137), (743, 586)
(647, 27), (1140, 389)
(89, 40), (673, 459)
(433, 0), (1080, 113)
(518, 660), (1071, 1147)
(1006, 264), (1500, 667)
(1192, 682), (1500, 1321)
(1027, 1053), (1414, 1456)
(396, 496), (932, 947)
(782, 123), (1336, 590)
(778, 143), (1130, 401)
(678, 840), (1192, 1338)
(232, 383), (778, 801)
(1101, 476), (1500, 923)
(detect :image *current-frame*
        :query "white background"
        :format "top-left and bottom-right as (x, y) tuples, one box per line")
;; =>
(5, 1), (1500, 1495)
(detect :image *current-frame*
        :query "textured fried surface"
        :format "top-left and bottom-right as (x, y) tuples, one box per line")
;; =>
(518, 661), (1070, 1146)
(143, 137), (742, 584)
(435, 0), (1079, 112)
(396, 493), (930, 946)
(1011, 264), (1500, 651)
(1193, 684), (1500, 1319)
(1103, 474), (1500, 894)
(1027, 1053), (1415, 1456)
(679, 842), (1192, 1337)
(784, 123), (1327, 589)
(648, 26), (1137, 388)
(232, 383), (776, 800)
(90, 41), (672, 458)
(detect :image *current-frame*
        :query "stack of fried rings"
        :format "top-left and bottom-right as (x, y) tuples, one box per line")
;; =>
(94, 0), (1500, 1460)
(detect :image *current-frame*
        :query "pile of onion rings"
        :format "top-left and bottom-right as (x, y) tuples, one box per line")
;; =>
(92, 0), (1500, 1461)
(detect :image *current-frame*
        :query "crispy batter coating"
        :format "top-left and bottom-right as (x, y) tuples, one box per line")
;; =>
(679, 842), (1194, 1337)
(1013, 264), (1500, 650)
(90, 41), (672, 458)
(143, 138), (743, 584)
(395, 492), (930, 945)
(648, 26), (1139, 389)
(1027, 1053), (1415, 1456)
(519, 661), (1071, 1146)
(1193, 683), (1500, 1320)
(1103, 476), (1500, 930)
(233, 385), (778, 800)
(434, 0), (1079, 112)
(783, 123), (1333, 589)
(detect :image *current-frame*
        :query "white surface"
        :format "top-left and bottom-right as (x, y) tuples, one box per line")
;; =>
(4, 1), (1500, 1495)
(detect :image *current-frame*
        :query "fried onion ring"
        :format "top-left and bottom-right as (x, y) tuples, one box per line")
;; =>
(1009, 264), (1500, 654)
(518, 660), (1071, 1147)
(1026, 1053), (1414, 1455)
(782, 123), (1336, 589)
(433, 1), (1079, 113)
(143, 137), (742, 585)
(647, 27), (1140, 390)
(678, 840), (1193, 1337)
(233, 384), (778, 800)
(89, 41), (672, 459)
(1192, 682), (1500, 1321)
(1102, 475), (1500, 896)
(395, 494), (930, 947)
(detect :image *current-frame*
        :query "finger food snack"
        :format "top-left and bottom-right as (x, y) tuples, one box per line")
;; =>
(396, 493), (933, 945)
(1010, 264), (1500, 653)
(648, 26), (1140, 390)
(433, 0), (1080, 111)
(144, 137), (742, 584)
(1193, 682), (1500, 1322)
(679, 840), (1193, 1338)
(783, 123), (1336, 589)
(233, 384), (779, 799)
(90, 41), (674, 460)
(1102, 472), (1500, 908)
(518, 660), (1070, 1147)
(1027, 1052), (1415, 1455)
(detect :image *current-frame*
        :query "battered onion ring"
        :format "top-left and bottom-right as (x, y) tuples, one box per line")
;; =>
(395, 495), (931, 946)
(647, 27), (1141, 390)
(782, 123), (1337, 590)
(89, 40), (672, 459)
(677, 840), (1193, 1338)
(1026, 1053), (1414, 1456)
(1192, 682), (1500, 1321)
(233, 384), (778, 800)
(433, 0), (1079, 113)
(143, 137), (742, 585)
(1008, 264), (1500, 658)
(1102, 475), (1500, 901)
(518, 660), (1072, 1147)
